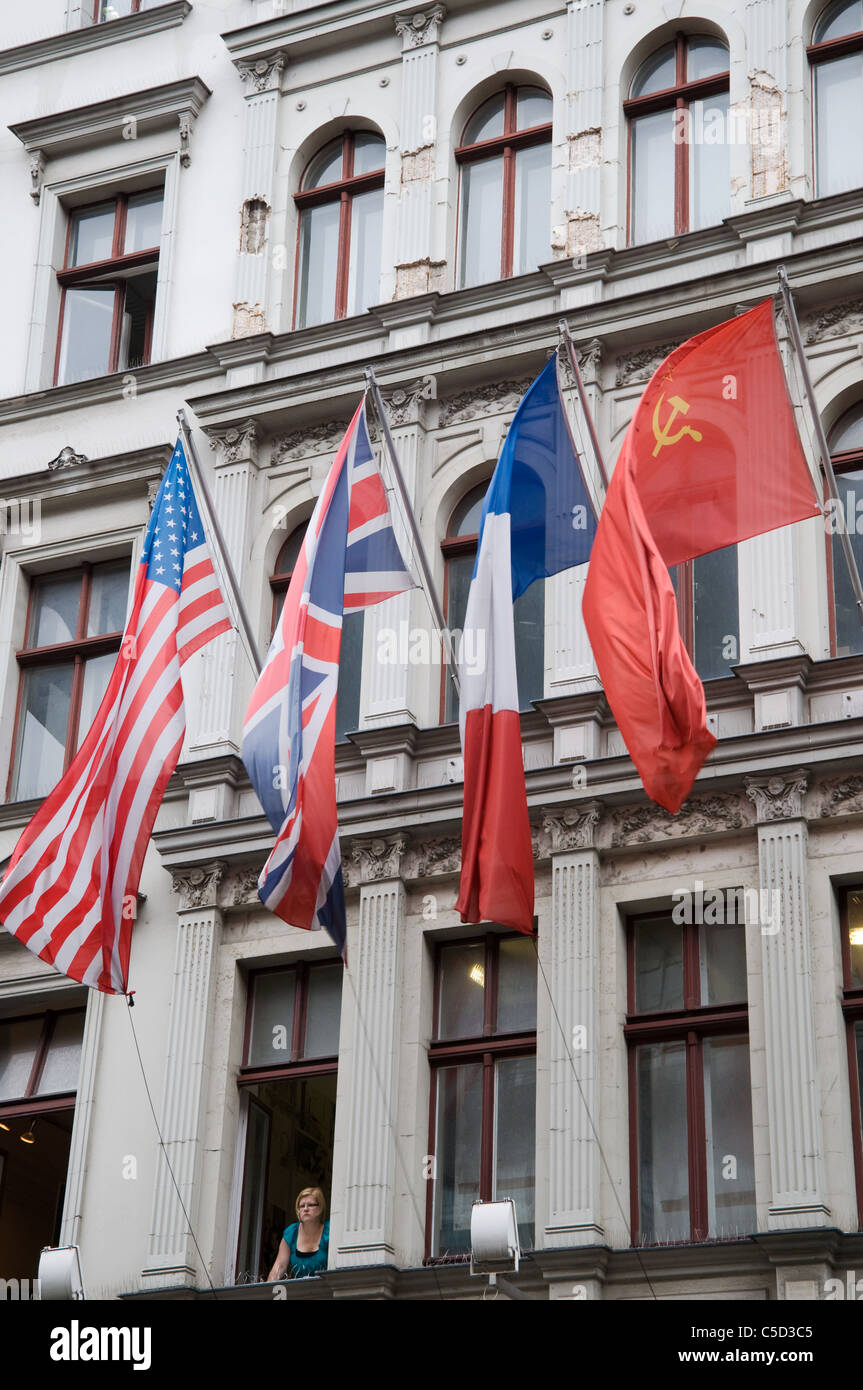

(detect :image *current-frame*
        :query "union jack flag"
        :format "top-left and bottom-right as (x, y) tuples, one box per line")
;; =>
(242, 399), (414, 956)
(0, 441), (231, 994)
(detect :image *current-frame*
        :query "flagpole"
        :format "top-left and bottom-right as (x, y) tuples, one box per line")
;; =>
(176, 408), (263, 676)
(363, 367), (460, 699)
(558, 320), (609, 493)
(776, 266), (863, 630)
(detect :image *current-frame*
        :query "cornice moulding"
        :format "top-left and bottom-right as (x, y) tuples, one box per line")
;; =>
(9, 75), (211, 158)
(0, 2), (192, 76)
(0, 444), (172, 498)
(222, 0), (413, 62)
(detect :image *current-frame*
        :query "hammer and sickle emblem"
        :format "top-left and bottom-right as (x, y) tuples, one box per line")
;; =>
(651, 393), (704, 457)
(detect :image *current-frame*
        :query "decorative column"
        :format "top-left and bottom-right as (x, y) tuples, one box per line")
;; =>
(141, 863), (226, 1290)
(542, 805), (605, 1253)
(745, 772), (830, 1231)
(393, 6), (446, 298)
(59, 991), (105, 1248)
(231, 50), (287, 337)
(561, 0), (604, 258)
(334, 836), (407, 1270)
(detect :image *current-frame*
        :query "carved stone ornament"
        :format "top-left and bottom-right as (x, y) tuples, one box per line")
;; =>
(47, 445), (89, 470)
(394, 5), (446, 48)
(745, 770), (808, 823)
(178, 111), (194, 168)
(207, 419), (259, 467)
(557, 338), (603, 391)
(147, 478), (163, 510)
(402, 835), (461, 880)
(235, 51), (288, 95)
(383, 378), (433, 427)
(804, 299), (863, 346)
(819, 774), (863, 819)
(271, 420), (352, 465)
(439, 378), (533, 427)
(609, 791), (754, 847)
(541, 804), (601, 852)
(348, 834), (409, 885)
(220, 866), (264, 907)
(29, 149), (45, 205)
(615, 342), (680, 388)
(171, 861), (228, 910)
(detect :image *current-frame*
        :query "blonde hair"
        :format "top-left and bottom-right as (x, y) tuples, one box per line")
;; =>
(295, 1186), (327, 1220)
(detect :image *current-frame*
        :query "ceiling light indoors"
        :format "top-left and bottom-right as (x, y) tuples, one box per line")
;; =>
(20, 1120), (36, 1145)
(469, 963), (485, 987)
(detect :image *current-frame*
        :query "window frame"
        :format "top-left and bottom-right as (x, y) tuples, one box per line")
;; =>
(670, 548), (740, 681)
(292, 131), (386, 327)
(238, 960), (341, 1087)
(424, 931), (537, 1261)
(625, 909), (750, 1245)
(454, 83), (553, 283)
(825, 425), (863, 657)
(624, 32), (730, 242)
(94, 0), (144, 19)
(838, 887), (863, 1226)
(7, 560), (128, 802)
(53, 188), (162, 386)
(807, 2), (863, 200)
(0, 1007), (87, 1123)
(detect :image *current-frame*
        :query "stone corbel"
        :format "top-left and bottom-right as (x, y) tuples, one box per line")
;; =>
(170, 861), (228, 910)
(178, 110), (193, 168)
(29, 149), (45, 205)
(381, 377), (434, 428)
(745, 769), (808, 823)
(234, 50), (288, 96)
(541, 802), (602, 853)
(347, 834), (409, 886)
(394, 6), (446, 48)
(206, 419), (260, 468)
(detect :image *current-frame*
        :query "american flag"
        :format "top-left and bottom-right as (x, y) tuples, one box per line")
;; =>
(242, 399), (414, 956)
(0, 440), (231, 994)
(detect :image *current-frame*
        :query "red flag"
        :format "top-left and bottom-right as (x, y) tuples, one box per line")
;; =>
(583, 298), (821, 813)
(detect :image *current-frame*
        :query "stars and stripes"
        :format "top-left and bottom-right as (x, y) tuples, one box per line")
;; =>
(0, 440), (231, 994)
(242, 398), (414, 956)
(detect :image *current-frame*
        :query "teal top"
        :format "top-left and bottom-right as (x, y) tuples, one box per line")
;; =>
(282, 1219), (329, 1278)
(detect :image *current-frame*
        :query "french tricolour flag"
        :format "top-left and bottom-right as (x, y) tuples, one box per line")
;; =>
(456, 355), (598, 933)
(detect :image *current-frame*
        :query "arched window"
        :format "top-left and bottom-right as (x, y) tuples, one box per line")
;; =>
(809, 0), (863, 197)
(294, 131), (386, 328)
(270, 527), (364, 739)
(827, 402), (863, 655)
(456, 85), (553, 288)
(441, 484), (544, 722)
(626, 34), (730, 244)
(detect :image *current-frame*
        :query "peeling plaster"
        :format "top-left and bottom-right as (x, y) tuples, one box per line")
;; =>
(232, 302), (267, 337)
(401, 147), (434, 184)
(568, 128), (602, 171)
(393, 258), (446, 298)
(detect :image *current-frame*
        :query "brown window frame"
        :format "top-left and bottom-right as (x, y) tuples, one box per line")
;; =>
(625, 910), (750, 1244)
(668, 548), (739, 681)
(0, 1008), (87, 1124)
(424, 930), (537, 1262)
(269, 524), (310, 638)
(7, 561), (128, 802)
(455, 84), (553, 282)
(238, 960), (341, 1087)
(807, 4), (863, 197)
(439, 486), (485, 723)
(624, 32), (730, 242)
(292, 131), (386, 326)
(94, 0), (144, 21)
(825, 438), (863, 657)
(838, 887), (863, 1226)
(54, 189), (161, 386)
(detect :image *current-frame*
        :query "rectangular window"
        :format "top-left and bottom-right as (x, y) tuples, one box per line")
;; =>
(55, 189), (163, 386)
(627, 911), (755, 1243)
(9, 560), (130, 802)
(839, 888), (863, 1226)
(235, 961), (342, 1283)
(670, 545), (739, 680)
(427, 933), (536, 1259)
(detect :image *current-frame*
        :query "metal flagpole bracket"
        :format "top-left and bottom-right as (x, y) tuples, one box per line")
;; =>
(363, 366), (460, 700)
(776, 265), (863, 631)
(176, 408), (263, 675)
(558, 319), (609, 495)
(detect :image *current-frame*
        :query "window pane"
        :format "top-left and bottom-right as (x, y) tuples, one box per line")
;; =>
(463, 93), (506, 144)
(30, 574), (81, 647)
(248, 971), (295, 1067)
(346, 186), (383, 314)
(831, 404), (863, 451)
(686, 37), (729, 81)
(57, 286), (115, 385)
(297, 202), (340, 327)
(631, 109), (676, 243)
(304, 139), (344, 189)
(814, 0), (863, 43)
(847, 890), (863, 986)
(690, 92), (730, 231)
(832, 467), (863, 654)
(693, 543), (738, 679)
(514, 577), (544, 709)
(516, 86), (552, 131)
(36, 1013), (84, 1096)
(445, 552), (474, 722)
(274, 525), (307, 577)
(76, 653), (117, 749)
(352, 132), (386, 175)
(497, 937), (537, 1033)
(124, 190), (163, 253)
(815, 55), (863, 197)
(438, 942), (485, 1039)
(13, 664), (75, 800)
(335, 610), (363, 740)
(701, 921), (748, 1003)
(637, 1041), (689, 1242)
(69, 204), (115, 267)
(236, 1097), (270, 1282)
(0, 1018), (42, 1103)
(703, 1035), (755, 1238)
(98, 1), (136, 17)
(634, 916), (684, 1011)
(631, 42), (676, 98)
(118, 271), (157, 371)
(459, 156), (504, 287)
(494, 1055), (535, 1249)
(450, 486), (486, 538)
(513, 142), (551, 274)
(856, 1023), (863, 1150)
(434, 1063), (482, 1254)
(304, 965), (342, 1058)
(88, 562), (129, 636)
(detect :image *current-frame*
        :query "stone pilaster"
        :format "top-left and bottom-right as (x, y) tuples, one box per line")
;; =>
(562, 0), (603, 257)
(334, 867), (405, 1268)
(542, 805), (605, 1247)
(59, 991), (105, 1247)
(739, 526), (803, 665)
(743, 0), (790, 203)
(141, 863), (226, 1289)
(231, 50), (287, 337)
(393, 7), (446, 297)
(745, 772), (831, 1230)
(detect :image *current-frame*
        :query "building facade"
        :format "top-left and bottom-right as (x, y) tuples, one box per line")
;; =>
(0, 0), (862, 1300)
